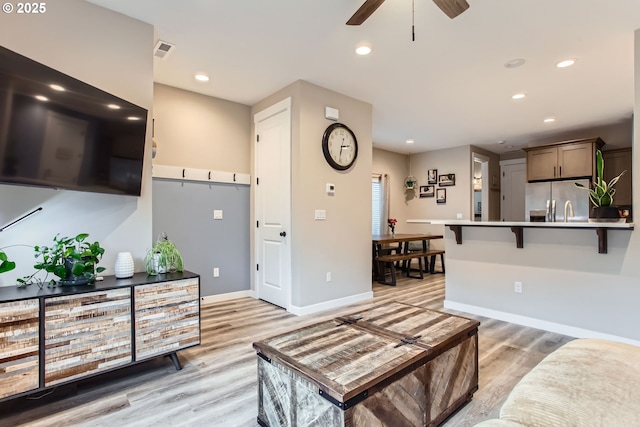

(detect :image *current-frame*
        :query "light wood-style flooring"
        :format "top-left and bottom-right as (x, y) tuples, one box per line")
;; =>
(0, 275), (573, 426)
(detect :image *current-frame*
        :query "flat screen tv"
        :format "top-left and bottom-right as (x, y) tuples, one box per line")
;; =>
(0, 45), (148, 196)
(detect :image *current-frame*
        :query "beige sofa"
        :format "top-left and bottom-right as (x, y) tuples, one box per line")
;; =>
(475, 338), (640, 427)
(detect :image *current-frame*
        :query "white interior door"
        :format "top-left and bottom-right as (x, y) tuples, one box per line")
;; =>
(254, 98), (291, 309)
(501, 160), (526, 221)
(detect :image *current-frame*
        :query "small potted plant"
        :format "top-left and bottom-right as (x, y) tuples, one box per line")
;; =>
(145, 232), (184, 275)
(19, 233), (105, 287)
(575, 149), (626, 221)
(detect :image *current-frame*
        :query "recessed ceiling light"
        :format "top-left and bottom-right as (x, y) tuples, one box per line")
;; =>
(107, 104), (121, 110)
(504, 58), (526, 69)
(49, 84), (65, 91)
(497, 140), (506, 144)
(194, 73), (210, 82)
(543, 117), (557, 123)
(511, 93), (526, 100)
(355, 44), (372, 55)
(127, 116), (142, 121)
(35, 95), (48, 102)
(556, 58), (576, 68)
(406, 139), (415, 144)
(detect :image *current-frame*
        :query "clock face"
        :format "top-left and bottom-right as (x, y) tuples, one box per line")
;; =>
(322, 123), (358, 171)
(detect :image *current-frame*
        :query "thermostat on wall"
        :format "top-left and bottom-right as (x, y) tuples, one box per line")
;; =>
(324, 107), (339, 121)
(326, 183), (335, 195)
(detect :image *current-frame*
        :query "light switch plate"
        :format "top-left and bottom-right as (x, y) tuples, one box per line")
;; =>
(314, 209), (326, 220)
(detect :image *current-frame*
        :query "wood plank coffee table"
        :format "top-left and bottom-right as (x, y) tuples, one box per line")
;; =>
(253, 302), (479, 427)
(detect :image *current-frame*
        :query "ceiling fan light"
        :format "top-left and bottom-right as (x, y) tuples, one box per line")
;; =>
(355, 44), (372, 55)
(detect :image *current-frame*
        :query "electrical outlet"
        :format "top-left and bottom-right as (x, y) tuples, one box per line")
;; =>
(456, 213), (463, 219)
(213, 210), (223, 219)
(514, 281), (523, 293)
(326, 272), (331, 282)
(213, 268), (220, 277)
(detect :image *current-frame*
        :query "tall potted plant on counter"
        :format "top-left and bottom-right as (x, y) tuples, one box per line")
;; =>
(575, 149), (626, 221)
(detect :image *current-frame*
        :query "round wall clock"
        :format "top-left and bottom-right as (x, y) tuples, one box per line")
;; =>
(322, 123), (358, 171)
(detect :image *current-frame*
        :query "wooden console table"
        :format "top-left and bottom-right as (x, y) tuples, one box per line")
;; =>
(0, 271), (200, 401)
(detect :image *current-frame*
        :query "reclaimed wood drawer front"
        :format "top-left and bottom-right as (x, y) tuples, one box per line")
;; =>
(44, 289), (132, 387)
(0, 299), (40, 399)
(134, 278), (200, 361)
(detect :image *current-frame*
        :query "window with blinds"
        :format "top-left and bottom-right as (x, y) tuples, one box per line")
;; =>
(372, 175), (383, 235)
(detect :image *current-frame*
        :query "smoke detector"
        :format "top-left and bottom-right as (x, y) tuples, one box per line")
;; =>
(153, 40), (175, 59)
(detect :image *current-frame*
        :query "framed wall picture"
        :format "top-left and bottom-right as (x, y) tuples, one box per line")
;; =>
(438, 173), (455, 187)
(427, 169), (437, 184)
(436, 188), (446, 204)
(419, 185), (435, 198)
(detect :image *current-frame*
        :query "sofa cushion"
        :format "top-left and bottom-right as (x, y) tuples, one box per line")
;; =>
(498, 338), (640, 427)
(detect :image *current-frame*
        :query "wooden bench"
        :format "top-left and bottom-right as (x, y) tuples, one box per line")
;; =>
(376, 250), (445, 286)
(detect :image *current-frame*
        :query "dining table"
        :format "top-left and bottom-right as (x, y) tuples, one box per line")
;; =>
(371, 233), (444, 280)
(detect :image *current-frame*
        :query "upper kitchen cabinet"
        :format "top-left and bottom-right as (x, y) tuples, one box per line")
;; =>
(523, 137), (604, 182)
(602, 148), (632, 207)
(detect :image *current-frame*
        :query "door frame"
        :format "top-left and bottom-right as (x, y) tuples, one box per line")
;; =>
(471, 152), (490, 221)
(253, 97), (292, 310)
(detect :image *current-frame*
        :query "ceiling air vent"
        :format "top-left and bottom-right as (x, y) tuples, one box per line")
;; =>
(153, 40), (175, 59)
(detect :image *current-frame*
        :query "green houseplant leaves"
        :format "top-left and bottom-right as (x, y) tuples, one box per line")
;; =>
(575, 150), (626, 207)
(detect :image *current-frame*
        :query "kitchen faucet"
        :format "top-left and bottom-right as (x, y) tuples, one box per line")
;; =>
(564, 200), (574, 222)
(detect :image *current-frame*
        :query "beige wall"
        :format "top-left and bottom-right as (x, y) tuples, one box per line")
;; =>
(252, 80), (373, 310)
(372, 148), (409, 233)
(406, 146), (472, 220)
(153, 83), (251, 173)
(0, 0), (153, 285)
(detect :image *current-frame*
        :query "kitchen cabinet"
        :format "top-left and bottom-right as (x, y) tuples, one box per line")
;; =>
(524, 137), (604, 182)
(603, 148), (632, 207)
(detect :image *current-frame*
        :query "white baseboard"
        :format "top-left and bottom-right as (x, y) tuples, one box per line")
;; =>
(200, 290), (255, 305)
(288, 291), (374, 316)
(444, 300), (640, 347)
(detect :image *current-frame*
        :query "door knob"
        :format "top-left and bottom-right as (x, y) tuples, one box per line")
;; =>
(280, 231), (287, 237)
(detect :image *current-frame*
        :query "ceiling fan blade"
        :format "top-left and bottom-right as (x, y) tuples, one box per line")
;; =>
(432, 0), (470, 19)
(347, 0), (386, 25)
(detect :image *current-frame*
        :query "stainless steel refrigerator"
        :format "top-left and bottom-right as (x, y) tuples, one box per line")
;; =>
(525, 179), (590, 222)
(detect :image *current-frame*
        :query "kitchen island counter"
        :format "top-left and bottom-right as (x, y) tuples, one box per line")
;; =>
(407, 219), (634, 253)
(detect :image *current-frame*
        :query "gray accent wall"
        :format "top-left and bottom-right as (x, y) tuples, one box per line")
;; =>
(152, 178), (250, 297)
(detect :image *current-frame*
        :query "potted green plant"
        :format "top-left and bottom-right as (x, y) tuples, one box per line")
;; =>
(575, 149), (626, 220)
(145, 232), (184, 275)
(19, 233), (105, 287)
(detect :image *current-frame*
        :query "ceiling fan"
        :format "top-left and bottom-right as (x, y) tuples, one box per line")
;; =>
(346, 0), (469, 25)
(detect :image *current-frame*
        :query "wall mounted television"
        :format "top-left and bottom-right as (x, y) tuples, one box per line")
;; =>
(0, 45), (148, 196)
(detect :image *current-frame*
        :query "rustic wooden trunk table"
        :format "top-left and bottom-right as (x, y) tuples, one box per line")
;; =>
(253, 302), (479, 427)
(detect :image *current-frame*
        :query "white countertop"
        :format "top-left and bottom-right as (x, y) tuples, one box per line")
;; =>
(407, 219), (634, 229)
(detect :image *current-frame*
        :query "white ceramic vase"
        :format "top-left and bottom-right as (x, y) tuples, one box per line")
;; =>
(114, 252), (135, 279)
